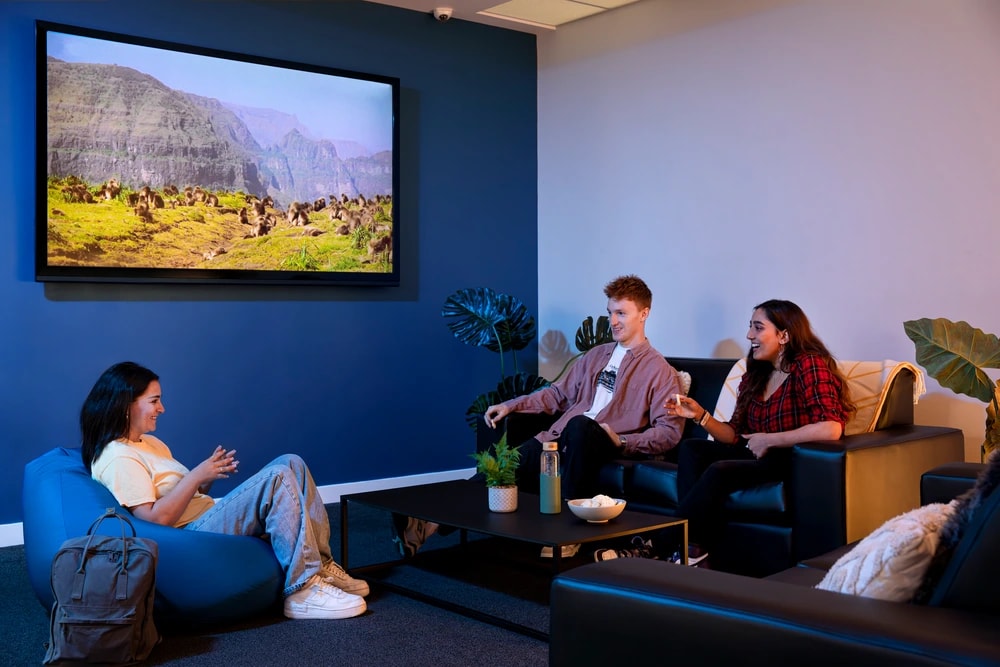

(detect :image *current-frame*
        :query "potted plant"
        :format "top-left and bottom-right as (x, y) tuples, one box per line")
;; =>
(442, 287), (549, 429)
(904, 317), (1000, 459)
(470, 433), (521, 512)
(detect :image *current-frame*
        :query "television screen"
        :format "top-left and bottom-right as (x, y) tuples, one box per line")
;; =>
(36, 21), (399, 286)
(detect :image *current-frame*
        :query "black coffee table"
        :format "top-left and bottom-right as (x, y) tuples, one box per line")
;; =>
(340, 479), (686, 639)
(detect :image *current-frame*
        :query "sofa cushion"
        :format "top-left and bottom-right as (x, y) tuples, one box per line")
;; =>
(815, 502), (954, 601)
(839, 360), (924, 435)
(709, 359), (745, 435)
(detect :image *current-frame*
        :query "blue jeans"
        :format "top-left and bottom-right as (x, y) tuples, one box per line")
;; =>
(183, 454), (332, 596)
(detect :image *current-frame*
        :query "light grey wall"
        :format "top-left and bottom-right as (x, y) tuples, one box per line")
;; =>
(537, 0), (1000, 460)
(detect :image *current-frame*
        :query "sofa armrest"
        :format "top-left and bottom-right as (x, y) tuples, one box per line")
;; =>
(474, 411), (557, 453)
(921, 462), (983, 505)
(792, 425), (964, 560)
(550, 559), (998, 666)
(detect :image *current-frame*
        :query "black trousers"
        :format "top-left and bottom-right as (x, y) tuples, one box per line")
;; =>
(672, 437), (791, 549)
(515, 415), (618, 499)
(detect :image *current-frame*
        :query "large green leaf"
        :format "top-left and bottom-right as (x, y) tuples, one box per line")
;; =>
(986, 387), (1000, 458)
(442, 287), (536, 353)
(903, 318), (1000, 403)
(575, 315), (613, 352)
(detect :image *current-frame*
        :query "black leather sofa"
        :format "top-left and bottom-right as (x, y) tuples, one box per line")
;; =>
(478, 356), (964, 576)
(549, 463), (999, 667)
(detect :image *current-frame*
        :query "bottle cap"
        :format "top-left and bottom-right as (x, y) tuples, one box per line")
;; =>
(543, 441), (558, 451)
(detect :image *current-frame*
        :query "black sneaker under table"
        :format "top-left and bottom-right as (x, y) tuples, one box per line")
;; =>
(593, 535), (657, 562)
(389, 513), (438, 558)
(669, 545), (710, 567)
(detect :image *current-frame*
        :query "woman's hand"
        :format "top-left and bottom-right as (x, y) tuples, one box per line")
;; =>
(664, 394), (702, 421)
(193, 446), (239, 495)
(742, 432), (779, 458)
(193, 446), (239, 485)
(742, 421), (843, 458)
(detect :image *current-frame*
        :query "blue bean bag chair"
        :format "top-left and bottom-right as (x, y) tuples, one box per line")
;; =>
(23, 447), (283, 626)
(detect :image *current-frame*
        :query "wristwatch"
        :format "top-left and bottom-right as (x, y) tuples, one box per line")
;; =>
(619, 435), (628, 448)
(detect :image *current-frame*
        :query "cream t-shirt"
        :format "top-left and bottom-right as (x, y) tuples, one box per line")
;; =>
(91, 435), (215, 527)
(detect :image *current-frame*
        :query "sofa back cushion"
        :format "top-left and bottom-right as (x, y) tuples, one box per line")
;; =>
(664, 357), (738, 440)
(927, 481), (1000, 614)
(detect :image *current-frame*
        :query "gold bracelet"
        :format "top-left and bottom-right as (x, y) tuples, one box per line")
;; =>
(698, 410), (711, 427)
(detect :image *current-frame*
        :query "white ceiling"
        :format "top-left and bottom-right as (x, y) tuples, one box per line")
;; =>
(365, 0), (643, 34)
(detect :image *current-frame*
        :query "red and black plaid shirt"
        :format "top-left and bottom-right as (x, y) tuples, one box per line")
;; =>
(731, 353), (846, 435)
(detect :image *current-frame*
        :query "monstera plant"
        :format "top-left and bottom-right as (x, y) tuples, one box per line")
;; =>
(443, 287), (549, 429)
(904, 317), (1000, 459)
(548, 315), (615, 382)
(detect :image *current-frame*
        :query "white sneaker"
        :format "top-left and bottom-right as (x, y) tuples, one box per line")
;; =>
(540, 543), (581, 558)
(321, 561), (370, 597)
(284, 574), (366, 620)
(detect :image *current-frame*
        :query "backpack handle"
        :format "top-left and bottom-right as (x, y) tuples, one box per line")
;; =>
(79, 508), (138, 572)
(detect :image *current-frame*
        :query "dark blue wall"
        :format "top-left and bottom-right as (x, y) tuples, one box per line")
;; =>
(0, 1), (538, 525)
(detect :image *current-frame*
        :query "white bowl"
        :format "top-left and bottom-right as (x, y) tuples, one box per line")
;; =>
(567, 498), (626, 523)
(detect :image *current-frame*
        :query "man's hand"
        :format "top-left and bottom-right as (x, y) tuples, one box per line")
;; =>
(599, 423), (624, 447)
(484, 404), (512, 429)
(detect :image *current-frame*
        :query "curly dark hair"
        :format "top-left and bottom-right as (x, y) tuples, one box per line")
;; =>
(737, 299), (854, 418)
(604, 275), (652, 310)
(80, 361), (159, 472)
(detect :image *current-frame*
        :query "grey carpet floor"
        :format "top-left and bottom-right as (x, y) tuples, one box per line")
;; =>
(3, 503), (550, 666)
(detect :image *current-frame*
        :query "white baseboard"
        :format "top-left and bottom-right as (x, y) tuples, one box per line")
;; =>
(0, 467), (476, 549)
(0, 523), (23, 548)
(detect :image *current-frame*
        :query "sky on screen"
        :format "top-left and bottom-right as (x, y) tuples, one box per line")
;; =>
(48, 31), (393, 152)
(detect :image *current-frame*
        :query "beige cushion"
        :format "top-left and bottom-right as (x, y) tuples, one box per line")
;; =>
(839, 360), (925, 435)
(677, 370), (692, 397)
(815, 502), (954, 601)
(708, 359), (745, 441)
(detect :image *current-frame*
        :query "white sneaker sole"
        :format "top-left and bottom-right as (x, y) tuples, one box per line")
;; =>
(688, 552), (709, 567)
(284, 598), (367, 620)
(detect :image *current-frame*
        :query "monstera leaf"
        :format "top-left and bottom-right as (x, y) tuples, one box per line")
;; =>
(442, 287), (536, 354)
(575, 315), (614, 352)
(464, 372), (550, 429)
(548, 315), (616, 383)
(443, 287), (542, 430)
(903, 318), (1000, 403)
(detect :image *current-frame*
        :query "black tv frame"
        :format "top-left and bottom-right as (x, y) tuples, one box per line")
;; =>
(35, 20), (400, 286)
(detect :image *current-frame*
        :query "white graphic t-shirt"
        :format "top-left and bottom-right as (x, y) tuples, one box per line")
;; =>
(585, 344), (628, 419)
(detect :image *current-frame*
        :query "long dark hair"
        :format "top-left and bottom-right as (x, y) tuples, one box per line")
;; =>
(738, 300), (853, 417)
(80, 361), (159, 472)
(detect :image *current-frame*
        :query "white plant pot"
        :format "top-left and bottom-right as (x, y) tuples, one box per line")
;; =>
(487, 485), (518, 513)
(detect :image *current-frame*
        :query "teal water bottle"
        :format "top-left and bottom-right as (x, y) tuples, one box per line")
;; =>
(540, 442), (561, 514)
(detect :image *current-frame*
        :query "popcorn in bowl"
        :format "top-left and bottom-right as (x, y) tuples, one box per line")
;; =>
(568, 494), (626, 523)
(580, 494), (617, 508)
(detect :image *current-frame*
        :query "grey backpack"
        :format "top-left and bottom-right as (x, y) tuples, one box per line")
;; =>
(44, 508), (159, 665)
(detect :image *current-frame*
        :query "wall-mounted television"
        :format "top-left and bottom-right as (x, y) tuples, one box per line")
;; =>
(36, 21), (399, 286)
